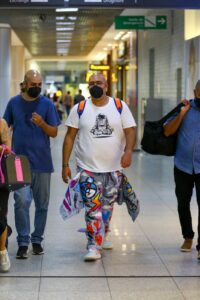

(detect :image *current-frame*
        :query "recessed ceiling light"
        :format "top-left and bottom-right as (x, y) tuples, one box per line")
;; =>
(56, 22), (75, 26)
(56, 32), (72, 35)
(56, 8), (78, 12)
(68, 16), (77, 21)
(56, 16), (65, 20)
(56, 27), (74, 31)
(57, 50), (68, 54)
(57, 46), (69, 48)
(56, 40), (71, 43)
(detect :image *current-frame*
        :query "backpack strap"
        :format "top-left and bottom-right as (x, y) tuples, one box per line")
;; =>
(77, 100), (86, 118)
(113, 98), (123, 114)
(77, 98), (122, 118)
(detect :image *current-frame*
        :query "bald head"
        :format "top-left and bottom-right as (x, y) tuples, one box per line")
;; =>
(24, 70), (42, 84)
(195, 80), (200, 98)
(89, 73), (107, 85)
(23, 69), (42, 99)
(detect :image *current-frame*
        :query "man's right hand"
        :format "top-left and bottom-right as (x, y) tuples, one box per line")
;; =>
(181, 99), (190, 114)
(62, 166), (71, 183)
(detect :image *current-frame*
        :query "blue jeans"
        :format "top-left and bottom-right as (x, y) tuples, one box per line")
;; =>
(14, 172), (51, 246)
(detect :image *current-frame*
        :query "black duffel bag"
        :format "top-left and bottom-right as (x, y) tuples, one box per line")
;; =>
(141, 103), (184, 156)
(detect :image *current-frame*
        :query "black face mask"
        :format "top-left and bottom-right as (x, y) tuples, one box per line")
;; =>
(195, 98), (200, 107)
(89, 85), (103, 99)
(27, 86), (41, 98)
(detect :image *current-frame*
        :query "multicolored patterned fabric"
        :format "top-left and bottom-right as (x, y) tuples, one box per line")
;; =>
(116, 173), (140, 222)
(79, 169), (122, 249)
(60, 173), (83, 220)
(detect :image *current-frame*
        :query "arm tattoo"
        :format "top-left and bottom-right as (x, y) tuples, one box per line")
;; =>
(0, 120), (11, 147)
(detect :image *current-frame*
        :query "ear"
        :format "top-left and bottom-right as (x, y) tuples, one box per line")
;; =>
(105, 82), (108, 92)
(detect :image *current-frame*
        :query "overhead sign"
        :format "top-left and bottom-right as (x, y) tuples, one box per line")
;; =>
(141, 0), (200, 8)
(89, 64), (110, 71)
(0, 0), (64, 6)
(115, 16), (167, 30)
(69, 0), (134, 7)
(68, 0), (200, 8)
(1, 0), (199, 8)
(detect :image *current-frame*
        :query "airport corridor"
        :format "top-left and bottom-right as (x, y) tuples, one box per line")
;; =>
(0, 125), (200, 300)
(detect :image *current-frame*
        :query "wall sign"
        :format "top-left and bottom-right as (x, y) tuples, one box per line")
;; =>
(115, 16), (167, 30)
(89, 64), (110, 71)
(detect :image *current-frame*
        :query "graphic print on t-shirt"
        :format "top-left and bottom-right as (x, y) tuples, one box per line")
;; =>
(90, 114), (113, 138)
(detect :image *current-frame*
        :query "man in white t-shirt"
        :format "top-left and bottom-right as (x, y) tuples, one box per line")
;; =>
(62, 73), (136, 261)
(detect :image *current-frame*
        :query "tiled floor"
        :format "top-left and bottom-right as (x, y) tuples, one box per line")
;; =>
(1, 125), (200, 300)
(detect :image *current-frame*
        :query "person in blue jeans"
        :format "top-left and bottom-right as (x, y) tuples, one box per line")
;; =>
(3, 69), (61, 259)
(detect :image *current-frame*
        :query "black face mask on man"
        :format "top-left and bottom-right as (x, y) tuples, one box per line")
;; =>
(27, 86), (41, 98)
(89, 85), (103, 99)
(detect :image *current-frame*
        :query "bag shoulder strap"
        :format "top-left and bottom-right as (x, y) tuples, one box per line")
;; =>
(77, 100), (86, 118)
(0, 144), (6, 183)
(113, 98), (123, 114)
(160, 102), (185, 124)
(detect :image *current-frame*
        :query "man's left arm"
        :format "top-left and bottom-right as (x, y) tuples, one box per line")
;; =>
(121, 127), (136, 168)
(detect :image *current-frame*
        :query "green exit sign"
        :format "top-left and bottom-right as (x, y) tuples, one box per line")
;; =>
(115, 16), (167, 30)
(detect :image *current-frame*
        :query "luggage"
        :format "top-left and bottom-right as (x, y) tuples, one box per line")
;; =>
(0, 145), (32, 191)
(141, 102), (184, 156)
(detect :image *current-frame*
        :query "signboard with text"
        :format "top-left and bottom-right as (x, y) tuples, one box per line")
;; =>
(89, 64), (110, 71)
(0, 0), (199, 8)
(140, 0), (200, 8)
(0, 0), (64, 7)
(69, 0), (200, 8)
(69, 0), (136, 7)
(115, 16), (167, 30)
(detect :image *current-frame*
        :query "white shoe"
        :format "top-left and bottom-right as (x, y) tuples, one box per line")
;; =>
(103, 233), (113, 250)
(84, 247), (101, 261)
(0, 249), (11, 272)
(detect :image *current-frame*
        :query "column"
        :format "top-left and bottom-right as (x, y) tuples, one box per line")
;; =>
(11, 45), (25, 96)
(0, 24), (11, 116)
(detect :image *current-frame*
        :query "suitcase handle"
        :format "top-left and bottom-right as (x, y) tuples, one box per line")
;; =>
(0, 144), (6, 183)
(0, 144), (13, 184)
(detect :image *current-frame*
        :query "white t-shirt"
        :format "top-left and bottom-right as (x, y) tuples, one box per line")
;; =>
(66, 97), (136, 172)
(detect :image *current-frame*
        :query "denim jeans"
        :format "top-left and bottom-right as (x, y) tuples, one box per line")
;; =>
(174, 166), (200, 250)
(14, 172), (51, 246)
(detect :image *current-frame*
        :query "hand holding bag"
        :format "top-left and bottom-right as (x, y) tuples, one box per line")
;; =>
(0, 145), (32, 191)
(116, 173), (140, 222)
(141, 102), (184, 156)
(59, 172), (84, 221)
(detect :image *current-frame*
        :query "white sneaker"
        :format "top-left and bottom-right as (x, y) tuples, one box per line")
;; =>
(84, 247), (101, 261)
(0, 249), (11, 272)
(103, 233), (113, 250)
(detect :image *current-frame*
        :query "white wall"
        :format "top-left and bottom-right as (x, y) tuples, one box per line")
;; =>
(138, 10), (185, 114)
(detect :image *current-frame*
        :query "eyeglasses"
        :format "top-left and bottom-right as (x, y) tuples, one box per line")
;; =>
(88, 81), (104, 87)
